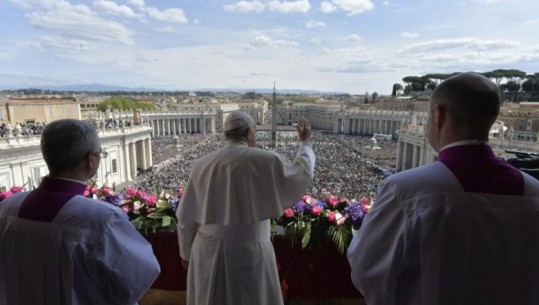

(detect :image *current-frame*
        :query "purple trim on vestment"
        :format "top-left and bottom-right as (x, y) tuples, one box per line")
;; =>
(438, 144), (524, 195)
(18, 176), (87, 222)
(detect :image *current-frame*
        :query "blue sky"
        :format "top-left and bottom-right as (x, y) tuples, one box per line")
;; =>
(1, 0), (538, 94)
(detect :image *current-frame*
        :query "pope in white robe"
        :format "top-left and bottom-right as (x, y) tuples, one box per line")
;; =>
(177, 111), (315, 305)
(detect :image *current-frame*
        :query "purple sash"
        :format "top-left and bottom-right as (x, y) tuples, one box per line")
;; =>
(438, 144), (524, 195)
(18, 177), (87, 222)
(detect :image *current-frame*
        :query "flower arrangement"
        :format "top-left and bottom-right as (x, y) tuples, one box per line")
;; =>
(1, 183), (371, 253)
(273, 193), (371, 254)
(84, 181), (182, 233)
(0, 186), (25, 202)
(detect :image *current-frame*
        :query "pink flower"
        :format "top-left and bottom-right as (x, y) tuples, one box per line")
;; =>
(83, 190), (90, 197)
(10, 186), (23, 193)
(136, 190), (146, 198)
(125, 187), (137, 198)
(0, 191), (13, 200)
(121, 205), (131, 213)
(311, 206), (322, 217)
(146, 195), (158, 207)
(327, 211), (337, 223)
(284, 208), (294, 218)
(177, 187), (185, 197)
(360, 197), (370, 206)
(133, 201), (142, 211)
(336, 212), (347, 226)
(102, 187), (111, 195)
(328, 195), (339, 207)
(90, 187), (98, 194)
(302, 195), (310, 201)
(306, 197), (318, 204)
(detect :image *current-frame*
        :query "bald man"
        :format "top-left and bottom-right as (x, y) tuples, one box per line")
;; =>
(347, 73), (539, 305)
(177, 111), (315, 305)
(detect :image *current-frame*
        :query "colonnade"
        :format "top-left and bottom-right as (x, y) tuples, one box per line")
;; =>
(344, 118), (401, 136)
(150, 116), (216, 137)
(333, 110), (409, 136)
(122, 137), (152, 181)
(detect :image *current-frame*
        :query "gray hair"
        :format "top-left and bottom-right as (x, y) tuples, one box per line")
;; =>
(224, 125), (251, 140)
(223, 110), (255, 140)
(41, 119), (101, 172)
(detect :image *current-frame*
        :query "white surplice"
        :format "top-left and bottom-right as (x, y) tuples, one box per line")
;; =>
(177, 140), (315, 305)
(0, 192), (161, 305)
(347, 144), (539, 305)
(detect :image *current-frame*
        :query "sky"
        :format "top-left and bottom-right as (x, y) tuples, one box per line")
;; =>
(1, 0), (539, 95)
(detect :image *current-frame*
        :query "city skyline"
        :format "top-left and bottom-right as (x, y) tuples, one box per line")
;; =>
(1, 0), (538, 95)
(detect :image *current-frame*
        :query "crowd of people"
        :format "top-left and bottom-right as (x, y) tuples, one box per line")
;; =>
(0, 122), (45, 137)
(137, 130), (397, 200)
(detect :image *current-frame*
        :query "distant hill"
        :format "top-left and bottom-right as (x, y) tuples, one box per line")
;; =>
(0, 84), (345, 95)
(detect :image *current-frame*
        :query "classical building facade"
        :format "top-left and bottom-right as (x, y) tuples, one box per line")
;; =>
(0, 96), (81, 124)
(0, 124), (153, 191)
(4, 96), (539, 191)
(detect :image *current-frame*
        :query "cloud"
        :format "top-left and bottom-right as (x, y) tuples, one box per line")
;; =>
(224, 1), (266, 13)
(320, 1), (337, 13)
(193, 19), (200, 24)
(343, 34), (362, 42)
(268, 0), (311, 13)
(145, 7), (188, 23)
(30, 36), (90, 53)
(310, 37), (322, 44)
(129, 0), (145, 8)
(382, 1), (389, 6)
(93, 0), (138, 18)
(469, 0), (513, 3)
(248, 34), (299, 48)
(400, 32), (419, 39)
(320, 0), (374, 15)
(525, 19), (539, 25)
(306, 20), (326, 29)
(158, 26), (175, 33)
(398, 38), (521, 54)
(21, 1), (135, 45)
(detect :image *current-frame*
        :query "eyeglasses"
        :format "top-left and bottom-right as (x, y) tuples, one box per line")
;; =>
(92, 151), (108, 159)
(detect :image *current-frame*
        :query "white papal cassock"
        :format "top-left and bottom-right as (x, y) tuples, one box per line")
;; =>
(177, 140), (315, 305)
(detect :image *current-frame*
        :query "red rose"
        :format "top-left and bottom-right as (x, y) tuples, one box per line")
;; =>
(328, 211), (337, 223)
(10, 186), (23, 193)
(328, 195), (339, 207)
(284, 208), (294, 218)
(311, 206), (322, 217)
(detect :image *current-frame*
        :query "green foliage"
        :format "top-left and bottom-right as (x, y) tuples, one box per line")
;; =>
(329, 225), (353, 255)
(97, 96), (155, 112)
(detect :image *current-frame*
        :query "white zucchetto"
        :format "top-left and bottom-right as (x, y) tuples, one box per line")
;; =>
(224, 110), (255, 131)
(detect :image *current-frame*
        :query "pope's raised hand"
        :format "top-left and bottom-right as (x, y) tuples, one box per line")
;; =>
(296, 117), (311, 142)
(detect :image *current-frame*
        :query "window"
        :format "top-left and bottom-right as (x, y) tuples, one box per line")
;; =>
(112, 159), (118, 173)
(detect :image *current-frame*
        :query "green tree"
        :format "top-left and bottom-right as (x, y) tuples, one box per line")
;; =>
(391, 83), (403, 96)
(97, 96), (155, 112)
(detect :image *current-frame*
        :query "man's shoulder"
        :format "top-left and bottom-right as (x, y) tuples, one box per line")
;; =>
(387, 161), (446, 182)
(65, 195), (125, 218)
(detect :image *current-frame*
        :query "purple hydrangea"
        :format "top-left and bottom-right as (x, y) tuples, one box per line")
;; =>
(103, 193), (124, 206)
(170, 197), (180, 212)
(293, 200), (310, 214)
(345, 203), (365, 228)
(314, 200), (328, 208)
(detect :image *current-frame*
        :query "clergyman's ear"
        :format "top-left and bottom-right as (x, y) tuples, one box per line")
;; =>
(434, 104), (446, 130)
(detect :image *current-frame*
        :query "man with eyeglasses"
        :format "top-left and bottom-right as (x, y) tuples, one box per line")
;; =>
(0, 118), (160, 305)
